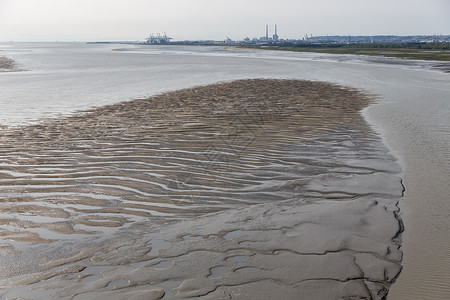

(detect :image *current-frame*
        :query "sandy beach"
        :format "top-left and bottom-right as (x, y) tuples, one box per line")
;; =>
(0, 79), (404, 299)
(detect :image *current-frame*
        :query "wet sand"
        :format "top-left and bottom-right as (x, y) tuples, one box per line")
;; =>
(0, 79), (404, 299)
(363, 74), (450, 299)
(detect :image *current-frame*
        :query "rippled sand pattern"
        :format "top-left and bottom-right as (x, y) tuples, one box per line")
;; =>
(0, 79), (403, 299)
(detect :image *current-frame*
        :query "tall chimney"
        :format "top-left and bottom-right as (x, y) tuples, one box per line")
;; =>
(275, 24), (277, 35)
(266, 25), (269, 39)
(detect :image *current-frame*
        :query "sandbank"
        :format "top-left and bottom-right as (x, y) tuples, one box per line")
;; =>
(0, 79), (404, 299)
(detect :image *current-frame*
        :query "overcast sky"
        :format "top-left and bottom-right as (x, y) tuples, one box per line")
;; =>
(0, 0), (449, 42)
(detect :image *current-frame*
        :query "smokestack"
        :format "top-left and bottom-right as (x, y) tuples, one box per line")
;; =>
(266, 25), (268, 39)
(275, 24), (277, 35)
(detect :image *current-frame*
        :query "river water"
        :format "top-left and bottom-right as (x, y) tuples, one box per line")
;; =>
(0, 43), (449, 299)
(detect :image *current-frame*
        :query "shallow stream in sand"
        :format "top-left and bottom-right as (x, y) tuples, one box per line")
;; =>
(0, 43), (449, 299)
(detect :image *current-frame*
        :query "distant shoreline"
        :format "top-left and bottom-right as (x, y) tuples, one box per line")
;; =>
(86, 40), (450, 64)
(237, 43), (450, 62)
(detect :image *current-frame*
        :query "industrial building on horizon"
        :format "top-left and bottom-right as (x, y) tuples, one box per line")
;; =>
(146, 33), (173, 44)
(242, 24), (280, 44)
(146, 25), (282, 45)
(259, 25), (279, 42)
(143, 24), (450, 45)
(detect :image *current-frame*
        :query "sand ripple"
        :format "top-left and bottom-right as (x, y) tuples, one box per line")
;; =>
(0, 79), (403, 299)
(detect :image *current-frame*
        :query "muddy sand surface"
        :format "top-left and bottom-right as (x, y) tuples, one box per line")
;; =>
(0, 79), (403, 299)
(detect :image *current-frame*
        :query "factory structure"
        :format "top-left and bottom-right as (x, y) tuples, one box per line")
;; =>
(260, 25), (279, 42)
(145, 25), (281, 45)
(242, 25), (280, 44)
(142, 26), (450, 45)
(146, 33), (173, 44)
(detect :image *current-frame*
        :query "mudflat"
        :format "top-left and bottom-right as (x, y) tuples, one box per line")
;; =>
(0, 79), (404, 299)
